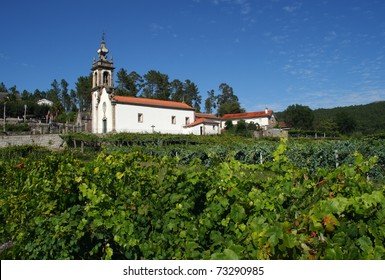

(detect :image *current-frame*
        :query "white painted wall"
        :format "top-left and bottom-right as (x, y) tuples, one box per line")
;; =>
(115, 103), (195, 134)
(91, 90), (98, 133)
(91, 88), (114, 133)
(184, 123), (220, 135)
(221, 117), (271, 129)
(97, 89), (113, 133)
(204, 123), (220, 135)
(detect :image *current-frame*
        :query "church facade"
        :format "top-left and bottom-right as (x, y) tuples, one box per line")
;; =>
(91, 37), (220, 135)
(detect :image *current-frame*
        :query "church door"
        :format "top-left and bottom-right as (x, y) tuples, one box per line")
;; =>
(103, 119), (107, 133)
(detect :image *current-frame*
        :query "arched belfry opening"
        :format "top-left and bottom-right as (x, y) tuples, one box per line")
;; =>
(91, 34), (115, 89)
(103, 71), (110, 86)
(94, 72), (98, 87)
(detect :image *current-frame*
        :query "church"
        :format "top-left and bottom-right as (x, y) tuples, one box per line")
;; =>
(91, 37), (221, 135)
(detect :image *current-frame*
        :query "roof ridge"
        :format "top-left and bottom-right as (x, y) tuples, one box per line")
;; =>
(113, 95), (195, 110)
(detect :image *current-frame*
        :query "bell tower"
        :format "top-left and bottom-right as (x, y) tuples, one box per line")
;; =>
(91, 34), (116, 133)
(91, 34), (115, 89)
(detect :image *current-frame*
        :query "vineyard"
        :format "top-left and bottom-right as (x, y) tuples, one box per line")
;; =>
(0, 134), (385, 259)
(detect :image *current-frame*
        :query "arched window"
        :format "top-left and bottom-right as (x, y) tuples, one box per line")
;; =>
(94, 72), (98, 87)
(103, 72), (110, 85)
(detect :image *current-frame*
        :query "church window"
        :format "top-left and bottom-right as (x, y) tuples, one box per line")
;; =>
(171, 116), (176, 124)
(103, 72), (110, 85)
(138, 113), (143, 123)
(185, 117), (190, 125)
(94, 72), (98, 87)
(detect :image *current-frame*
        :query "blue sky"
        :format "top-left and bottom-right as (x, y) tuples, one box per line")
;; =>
(1, 0), (385, 112)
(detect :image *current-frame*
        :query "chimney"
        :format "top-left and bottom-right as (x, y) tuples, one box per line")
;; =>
(265, 108), (268, 114)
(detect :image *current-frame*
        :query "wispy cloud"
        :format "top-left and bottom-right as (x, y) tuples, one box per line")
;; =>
(211, 0), (252, 15)
(149, 23), (177, 39)
(302, 89), (385, 109)
(16, 62), (35, 68)
(324, 31), (337, 42)
(0, 52), (9, 60)
(283, 2), (302, 13)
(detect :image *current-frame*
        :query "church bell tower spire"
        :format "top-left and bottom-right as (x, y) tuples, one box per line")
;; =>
(91, 34), (116, 134)
(92, 34), (115, 89)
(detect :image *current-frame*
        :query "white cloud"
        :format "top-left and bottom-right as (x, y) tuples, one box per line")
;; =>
(211, 0), (252, 15)
(324, 31), (337, 42)
(290, 89), (385, 109)
(283, 2), (302, 13)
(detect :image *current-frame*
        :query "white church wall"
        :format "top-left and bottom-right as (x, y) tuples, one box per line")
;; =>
(115, 103), (195, 134)
(184, 125), (201, 135)
(93, 88), (114, 133)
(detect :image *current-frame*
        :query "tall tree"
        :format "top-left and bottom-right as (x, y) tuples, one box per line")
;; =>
(8, 86), (20, 101)
(21, 90), (32, 101)
(170, 79), (184, 102)
(217, 101), (244, 117)
(115, 68), (143, 96)
(69, 89), (78, 112)
(33, 89), (47, 101)
(183, 80), (201, 112)
(141, 70), (171, 100)
(170, 79), (201, 111)
(0, 82), (7, 92)
(46, 79), (65, 115)
(283, 104), (314, 130)
(127, 71), (144, 96)
(217, 83), (239, 104)
(216, 83), (243, 117)
(47, 79), (61, 104)
(335, 112), (357, 135)
(76, 74), (93, 112)
(204, 89), (216, 114)
(115, 68), (130, 96)
(60, 79), (72, 112)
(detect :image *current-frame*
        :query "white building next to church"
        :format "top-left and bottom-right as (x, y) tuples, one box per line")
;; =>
(91, 37), (220, 135)
(220, 109), (277, 130)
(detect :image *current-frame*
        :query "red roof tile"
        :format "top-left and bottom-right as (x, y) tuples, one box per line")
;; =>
(195, 112), (219, 120)
(113, 96), (194, 110)
(184, 118), (219, 128)
(221, 110), (273, 120)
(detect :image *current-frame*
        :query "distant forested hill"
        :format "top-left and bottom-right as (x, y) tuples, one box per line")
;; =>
(276, 101), (385, 135)
(313, 101), (385, 135)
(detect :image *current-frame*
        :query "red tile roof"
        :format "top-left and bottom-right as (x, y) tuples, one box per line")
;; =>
(113, 96), (195, 110)
(195, 112), (219, 120)
(184, 118), (219, 128)
(221, 110), (273, 120)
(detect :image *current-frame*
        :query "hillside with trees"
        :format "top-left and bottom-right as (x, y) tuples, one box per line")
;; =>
(313, 101), (385, 135)
(277, 101), (385, 136)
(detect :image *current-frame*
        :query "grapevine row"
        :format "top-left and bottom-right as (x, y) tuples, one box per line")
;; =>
(1, 139), (384, 259)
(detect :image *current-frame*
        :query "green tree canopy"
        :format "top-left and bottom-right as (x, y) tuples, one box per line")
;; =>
(217, 101), (244, 117)
(205, 83), (243, 117)
(283, 104), (314, 130)
(75, 74), (92, 112)
(204, 89), (216, 114)
(335, 112), (357, 135)
(181, 79), (201, 112)
(141, 70), (171, 100)
(115, 68), (143, 97)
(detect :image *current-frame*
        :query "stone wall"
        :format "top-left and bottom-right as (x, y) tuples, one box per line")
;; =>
(253, 128), (289, 138)
(0, 134), (65, 149)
